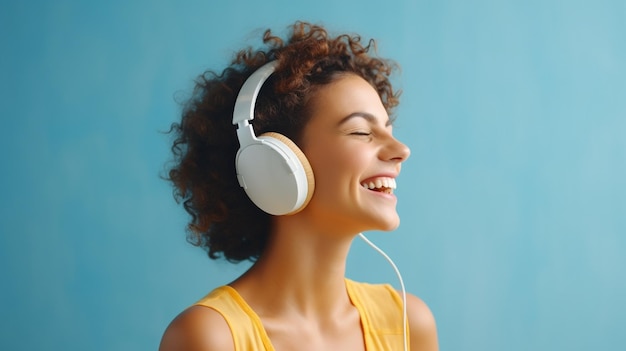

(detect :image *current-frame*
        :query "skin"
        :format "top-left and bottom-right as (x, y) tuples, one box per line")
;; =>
(159, 73), (439, 351)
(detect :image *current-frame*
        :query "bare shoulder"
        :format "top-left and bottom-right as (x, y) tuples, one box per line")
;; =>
(404, 292), (439, 351)
(159, 306), (234, 351)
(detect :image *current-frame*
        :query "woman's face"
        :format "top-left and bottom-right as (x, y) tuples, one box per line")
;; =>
(298, 74), (410, 234)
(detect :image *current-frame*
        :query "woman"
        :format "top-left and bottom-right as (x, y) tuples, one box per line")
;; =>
(160, 21), (438, 351)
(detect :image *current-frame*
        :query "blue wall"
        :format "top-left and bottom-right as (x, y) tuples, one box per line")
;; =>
(1, 1), (624, 350)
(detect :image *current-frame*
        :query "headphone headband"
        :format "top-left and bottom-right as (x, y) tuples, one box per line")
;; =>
(232, 61), (278, 126)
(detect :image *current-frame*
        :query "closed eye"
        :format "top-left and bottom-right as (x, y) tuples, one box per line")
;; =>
(350, 131), (372, 136)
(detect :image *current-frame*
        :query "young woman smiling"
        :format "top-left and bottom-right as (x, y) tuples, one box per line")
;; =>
(160, 21), (438, 351)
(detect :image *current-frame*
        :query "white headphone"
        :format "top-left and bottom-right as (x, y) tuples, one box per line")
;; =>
(232, 61), (315, 215)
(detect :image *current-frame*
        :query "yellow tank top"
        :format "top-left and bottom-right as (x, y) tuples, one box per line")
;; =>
(194, 279), (407, 350)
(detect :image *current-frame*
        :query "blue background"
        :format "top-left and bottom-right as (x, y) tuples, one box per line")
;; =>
(1, 0), (624, 350)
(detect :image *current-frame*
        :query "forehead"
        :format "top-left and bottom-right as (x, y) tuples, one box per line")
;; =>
(306, 74), (389, 126)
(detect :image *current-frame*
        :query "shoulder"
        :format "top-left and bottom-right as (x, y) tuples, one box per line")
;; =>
(159, 306), (234, 351)
(404, 292), (439, 351)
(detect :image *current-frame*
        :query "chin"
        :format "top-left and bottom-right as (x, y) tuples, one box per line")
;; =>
(381, 222), (400, 232)
(369, 215), (400, 232)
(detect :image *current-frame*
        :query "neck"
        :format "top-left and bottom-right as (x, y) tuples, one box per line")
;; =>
(231, 216), (357, 320)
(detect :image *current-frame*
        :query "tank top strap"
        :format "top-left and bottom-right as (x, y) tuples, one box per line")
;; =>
(345, 278), (407, 350)
(195, 286), (275, 351)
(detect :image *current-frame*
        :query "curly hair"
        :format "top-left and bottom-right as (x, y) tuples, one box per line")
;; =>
(167, 21), (400, 263)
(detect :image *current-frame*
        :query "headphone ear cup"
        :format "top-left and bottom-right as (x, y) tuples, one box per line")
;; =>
(235, 132), (314, 215)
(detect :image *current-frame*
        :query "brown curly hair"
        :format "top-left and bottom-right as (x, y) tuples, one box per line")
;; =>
(167, 21), (400, 263)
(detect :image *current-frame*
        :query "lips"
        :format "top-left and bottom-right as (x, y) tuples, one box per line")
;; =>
(360, 177), (397, 194)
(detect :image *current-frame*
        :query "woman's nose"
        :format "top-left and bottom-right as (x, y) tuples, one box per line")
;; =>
(383, 135), (411, 162)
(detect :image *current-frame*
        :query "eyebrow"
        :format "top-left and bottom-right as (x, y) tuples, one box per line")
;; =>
(337, 112), (392, 127)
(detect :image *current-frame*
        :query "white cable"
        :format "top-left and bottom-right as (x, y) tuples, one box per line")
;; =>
(358, 233), (408, 351)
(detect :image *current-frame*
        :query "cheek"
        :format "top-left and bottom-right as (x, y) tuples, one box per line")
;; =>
(308, 147), (368, 189)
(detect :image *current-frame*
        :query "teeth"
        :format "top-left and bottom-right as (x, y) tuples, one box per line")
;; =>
(375, 179), (383, 189)
(361, 177), (397, 191)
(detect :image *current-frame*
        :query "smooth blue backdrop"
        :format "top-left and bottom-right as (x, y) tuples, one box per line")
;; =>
(1, 0), (624, 350)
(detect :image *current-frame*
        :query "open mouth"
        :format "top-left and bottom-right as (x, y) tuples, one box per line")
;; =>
(360, 177), (396, 194)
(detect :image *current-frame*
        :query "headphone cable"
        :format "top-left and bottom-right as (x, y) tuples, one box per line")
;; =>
(357, 233), (408, 351)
